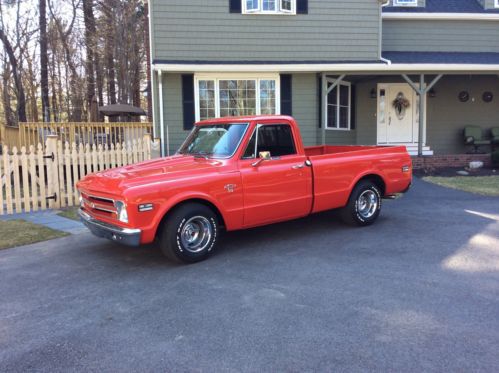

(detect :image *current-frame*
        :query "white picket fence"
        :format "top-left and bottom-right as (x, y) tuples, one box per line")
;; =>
(0, 134), (159, 215)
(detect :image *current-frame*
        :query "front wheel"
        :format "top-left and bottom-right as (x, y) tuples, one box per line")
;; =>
(341, 181), (382, 226)
(159, 203), (219, 264)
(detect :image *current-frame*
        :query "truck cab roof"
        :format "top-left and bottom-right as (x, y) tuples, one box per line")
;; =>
(195, 115), (295, 126)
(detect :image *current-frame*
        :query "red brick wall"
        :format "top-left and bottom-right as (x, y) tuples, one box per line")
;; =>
(412, 154), (492, 170)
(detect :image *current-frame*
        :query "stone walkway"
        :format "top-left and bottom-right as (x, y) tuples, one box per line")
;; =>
(0, 209), (86, 234)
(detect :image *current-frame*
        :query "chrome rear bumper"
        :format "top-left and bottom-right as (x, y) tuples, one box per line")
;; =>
(78, 209), (141, 246)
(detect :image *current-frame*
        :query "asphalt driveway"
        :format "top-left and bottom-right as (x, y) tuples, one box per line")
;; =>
(1, 179), (498, 372)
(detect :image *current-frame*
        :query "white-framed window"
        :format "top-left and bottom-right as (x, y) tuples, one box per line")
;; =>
(393, 0), (418, 6)
(326, 81), (351, 130)
(495, 0), (499, 8)
(195, 74), (280, 122)
(243, 0), (296, 14)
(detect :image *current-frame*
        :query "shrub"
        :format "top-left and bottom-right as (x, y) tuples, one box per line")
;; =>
(492, 150), (499, 167)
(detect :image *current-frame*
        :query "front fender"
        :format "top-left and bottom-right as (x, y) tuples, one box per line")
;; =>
(140, 192), (234, 244)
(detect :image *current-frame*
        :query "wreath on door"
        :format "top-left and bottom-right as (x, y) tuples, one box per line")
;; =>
(392, 92), (411, 120)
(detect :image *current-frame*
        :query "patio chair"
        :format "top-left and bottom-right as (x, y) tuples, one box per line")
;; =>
(463, 126), (491, 153)
(491, 127), (499, 149)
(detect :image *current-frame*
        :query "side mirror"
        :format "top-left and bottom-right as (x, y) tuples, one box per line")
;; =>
(251, 151), (272, 167)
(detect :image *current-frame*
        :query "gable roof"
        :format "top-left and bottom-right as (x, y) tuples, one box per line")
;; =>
(383, 0), (499, 14)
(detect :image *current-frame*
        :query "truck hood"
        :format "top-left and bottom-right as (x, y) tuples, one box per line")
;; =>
(77, 155), (225, 195)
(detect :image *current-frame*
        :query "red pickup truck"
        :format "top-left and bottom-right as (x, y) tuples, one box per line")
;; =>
(77, 116), (412, 263)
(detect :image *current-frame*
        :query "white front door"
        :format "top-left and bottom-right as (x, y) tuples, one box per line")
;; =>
(377, 83), (422, 144)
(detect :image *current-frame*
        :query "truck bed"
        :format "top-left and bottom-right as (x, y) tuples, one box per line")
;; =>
(304, 145), (412, 214)
(304, 145), (406, 158)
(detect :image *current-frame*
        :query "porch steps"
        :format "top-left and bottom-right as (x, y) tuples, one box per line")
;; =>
(401, 145), (434, 156)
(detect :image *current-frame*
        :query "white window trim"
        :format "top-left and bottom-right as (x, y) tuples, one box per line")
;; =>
(194, 73), (281, 122)
(242, 0), (296, 15)
(326, 80), (352, 131)
(393, 0), (418, 7)
(495, 0), (499, 8)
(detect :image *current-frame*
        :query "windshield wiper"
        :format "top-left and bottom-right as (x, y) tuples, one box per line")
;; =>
(192, 151), (213, 159)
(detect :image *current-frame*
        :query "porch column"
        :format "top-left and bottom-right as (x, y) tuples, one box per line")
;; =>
(157, 70), (169, 157)
(321, 73), (346, 145)
(402, 74), (443, 156)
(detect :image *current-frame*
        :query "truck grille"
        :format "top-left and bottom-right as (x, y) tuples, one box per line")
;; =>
(81, 192), (117, 218)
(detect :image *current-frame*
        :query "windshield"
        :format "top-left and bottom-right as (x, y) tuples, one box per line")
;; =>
(178, 123), (249, 158)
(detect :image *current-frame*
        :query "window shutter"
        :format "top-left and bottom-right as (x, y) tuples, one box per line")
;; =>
(229, 0), (242, 13)
(280, 74), (292, 116)
(350, 84), (356, 130)
(317, 74), (322, 128)
(297, 0), (308, 14)
(182, 74), (195, 131)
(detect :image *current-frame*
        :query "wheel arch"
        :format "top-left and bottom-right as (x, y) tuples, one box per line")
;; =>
(154, 196), (227, 239)
(352, 173), (387, 197)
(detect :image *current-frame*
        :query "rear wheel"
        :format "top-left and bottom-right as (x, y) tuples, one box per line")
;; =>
(159, 203), (219, 264)
(341, 180), (382, 226)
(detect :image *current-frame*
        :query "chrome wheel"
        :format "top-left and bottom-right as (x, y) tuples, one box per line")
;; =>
(180, 216), (213, 253)
(357, 190), (378, 219)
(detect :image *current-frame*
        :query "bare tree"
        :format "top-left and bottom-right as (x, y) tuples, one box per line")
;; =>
(0, 28), (27, 123)
(40, 0), (50, 122)
(83, 0), (98, 121)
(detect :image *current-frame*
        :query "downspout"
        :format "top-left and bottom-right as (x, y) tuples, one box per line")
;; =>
(148, 0), (156, 138)
(379, 0), (392, 65)
(158, 69), (167, 157)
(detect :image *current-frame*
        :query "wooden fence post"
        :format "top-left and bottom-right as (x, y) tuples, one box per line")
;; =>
(3, 146), (13, 214)
(45, 135), (60, 209)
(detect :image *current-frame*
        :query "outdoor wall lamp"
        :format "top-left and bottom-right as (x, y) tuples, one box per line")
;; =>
(429, 88), (436, 98)
(370, 88), (377, 99)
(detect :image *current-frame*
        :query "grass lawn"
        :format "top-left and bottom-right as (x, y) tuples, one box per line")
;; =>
(57, 206), (80, 221)
(0, 220), (68, 250)
(423, 176), (499, 197)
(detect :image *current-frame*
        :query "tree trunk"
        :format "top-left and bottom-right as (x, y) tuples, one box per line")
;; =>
(0, 28), (27, 123)
(40, 0), (51, 122)
(95, 55), (104, 121)
(50, 50), (58, 122)
(1, 63), (15, 127)
(83, 0), (97, 121)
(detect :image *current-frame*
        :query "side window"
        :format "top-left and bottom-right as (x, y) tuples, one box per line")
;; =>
(243, 124), (296, 158)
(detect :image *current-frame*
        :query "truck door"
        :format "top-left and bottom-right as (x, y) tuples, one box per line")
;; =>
(239, 123), (313, 227)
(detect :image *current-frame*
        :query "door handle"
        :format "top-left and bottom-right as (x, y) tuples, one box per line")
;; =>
(292, 164), (305, 170)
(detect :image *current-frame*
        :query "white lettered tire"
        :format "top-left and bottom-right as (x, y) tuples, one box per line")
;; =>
(341, 181), (382, 226)
(159, 203), (218, 264)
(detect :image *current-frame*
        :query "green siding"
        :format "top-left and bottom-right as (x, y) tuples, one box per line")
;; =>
(383, 20), (499, 53)
(355, 81), (378, 146)
(163, 74), (190, 154)
(292, 74), (318, 146)
(151, 0), (381, 62)
(426, 75), (499, 154)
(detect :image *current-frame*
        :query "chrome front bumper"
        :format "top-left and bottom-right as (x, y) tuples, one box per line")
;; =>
(78, 209), (141, 246)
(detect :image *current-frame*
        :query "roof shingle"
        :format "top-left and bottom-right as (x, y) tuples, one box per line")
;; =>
(383, 51), (499, 64)
(383, 0), (499, 14)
